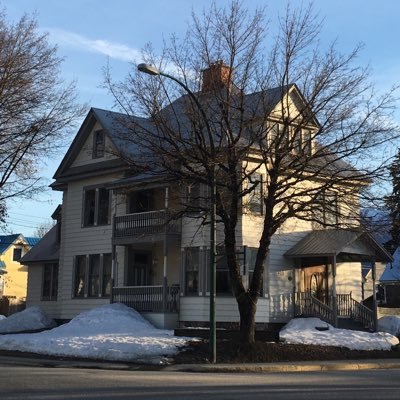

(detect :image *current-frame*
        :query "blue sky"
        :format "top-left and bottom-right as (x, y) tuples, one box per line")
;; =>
(2, 0), (400, 235)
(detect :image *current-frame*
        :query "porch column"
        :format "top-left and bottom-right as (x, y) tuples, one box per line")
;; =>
(332, 255), (338, 327)
(371, 258), (377, 331)
(162, 186), (169, 312)
(110, 244), (117, 303)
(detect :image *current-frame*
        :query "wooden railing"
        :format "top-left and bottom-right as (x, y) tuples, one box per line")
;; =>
(295, 292), (336, 326)
(111, 285), (180, 313)
(113, 210), (181, 239)
(295, 291), (375, 330)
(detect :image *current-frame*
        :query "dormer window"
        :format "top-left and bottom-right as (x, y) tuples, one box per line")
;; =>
(93, 130), (105, 159)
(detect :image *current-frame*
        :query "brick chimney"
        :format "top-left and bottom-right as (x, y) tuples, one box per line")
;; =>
(201, 60), (231, 92)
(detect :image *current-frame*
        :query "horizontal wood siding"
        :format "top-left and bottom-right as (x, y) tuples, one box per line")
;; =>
(336, 262), (362, 301)
(179, 296), (269, 323)
(268, 218), (312, 322)
(58, 174), (121, 320)
(72, 121), (117, 167)
(26, 264), (60, 319)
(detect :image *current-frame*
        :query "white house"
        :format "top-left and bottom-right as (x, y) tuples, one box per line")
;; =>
(21, 64), (392, 331)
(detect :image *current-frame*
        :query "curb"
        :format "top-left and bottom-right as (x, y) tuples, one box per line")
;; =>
(164, 359), (400, 373)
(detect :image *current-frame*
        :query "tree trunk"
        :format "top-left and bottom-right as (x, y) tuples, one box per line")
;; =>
(237, 292), (258, 344)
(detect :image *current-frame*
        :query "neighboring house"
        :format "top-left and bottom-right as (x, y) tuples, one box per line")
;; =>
(21, 63), (392, 330)
(0, 234), (39, 301)
(378, 247), (400, 315)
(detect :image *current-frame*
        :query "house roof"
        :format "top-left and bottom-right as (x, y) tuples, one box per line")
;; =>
(0, 234), (21, 254)
(285, 229), (393, 263)
(25, 237), (40, 247)
(20, 225), (59, 265)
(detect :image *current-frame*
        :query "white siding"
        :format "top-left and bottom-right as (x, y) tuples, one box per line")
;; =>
(71, 121), (117, 167)
(26, 264), (60, 319)
(179, 296), (269, 323)
(336, 262), (362, 301)
(268, 218), (312, 322)
(58, 173), (122, 320)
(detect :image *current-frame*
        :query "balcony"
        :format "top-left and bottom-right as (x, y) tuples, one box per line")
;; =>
(112, 210), (181, 244)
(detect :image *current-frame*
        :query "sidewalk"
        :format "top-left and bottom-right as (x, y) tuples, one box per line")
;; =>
(1, 352), (400, 373)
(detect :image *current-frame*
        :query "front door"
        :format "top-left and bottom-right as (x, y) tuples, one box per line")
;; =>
(127, 251), (151, 286)
(303, 265), (328, 302)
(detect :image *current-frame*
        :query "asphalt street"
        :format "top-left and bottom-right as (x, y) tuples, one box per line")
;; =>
(1, 364), (400, 400)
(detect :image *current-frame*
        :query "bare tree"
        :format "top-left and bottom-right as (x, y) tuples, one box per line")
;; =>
(105, 1), (399, 343)
(0, 10), (85, 222)
(34, 220), (56, 238)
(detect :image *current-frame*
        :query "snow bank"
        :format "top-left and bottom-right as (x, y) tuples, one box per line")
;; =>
(280, 318), (399, 351)
(378, 316), (400, 337)
(0, 303), (191, 363)
(0, 306), (56, 333)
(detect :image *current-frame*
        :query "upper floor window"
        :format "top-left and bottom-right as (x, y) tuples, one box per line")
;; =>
(128, 189), (154, 213)
(13, 248), (22, 261)
(247, 173), (264, 214)
(313, 191), (339, 227)
(83, 187), (110, 227)
(93, 130), (105, 159)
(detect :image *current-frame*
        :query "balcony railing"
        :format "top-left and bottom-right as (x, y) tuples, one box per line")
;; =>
(113, 210), (181, 239)
(111, 285), (180, 313)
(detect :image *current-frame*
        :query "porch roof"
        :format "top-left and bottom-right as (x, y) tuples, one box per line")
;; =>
(285, 229), (392, 263)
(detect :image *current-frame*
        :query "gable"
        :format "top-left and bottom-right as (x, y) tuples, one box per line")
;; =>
(53, 108), (127, 183)
(269, 85), (319, 129)
(71, 121), (117, 168)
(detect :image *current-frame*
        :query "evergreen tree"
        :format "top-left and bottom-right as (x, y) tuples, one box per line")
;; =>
(385, 148), (400, 253)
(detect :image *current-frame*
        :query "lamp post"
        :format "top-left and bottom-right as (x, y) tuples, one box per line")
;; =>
(137, 63), (217, 363)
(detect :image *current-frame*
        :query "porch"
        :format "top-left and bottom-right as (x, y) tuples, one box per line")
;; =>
(286, 229), (393, 331)
(294, 291), (375, 330)
(111, 285), (180, 313)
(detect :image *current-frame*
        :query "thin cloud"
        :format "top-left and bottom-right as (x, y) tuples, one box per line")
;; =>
(47, 28), (141, 62)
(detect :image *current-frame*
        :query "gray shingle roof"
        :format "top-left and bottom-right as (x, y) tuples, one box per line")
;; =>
(285, 229), (392, 263)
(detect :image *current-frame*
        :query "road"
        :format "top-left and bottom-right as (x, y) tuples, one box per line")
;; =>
(0, 365), (399, 400)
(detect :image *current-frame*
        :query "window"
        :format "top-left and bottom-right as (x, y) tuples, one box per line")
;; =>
(93, 130), (105, 158)
(88, 254), (100, 296)
(74, 255), (86, 297)
(42, 263), (58, 301)
(129, 190), (153, 213)
(73, 253), (112, 298)
(247, 173), (264, 214)
(13, 248), (22, 261)
(216, 249), (231, 294)
(184, 247), (199, 294)
(83, 187), (110, 227)
(313, 191), (339, 227)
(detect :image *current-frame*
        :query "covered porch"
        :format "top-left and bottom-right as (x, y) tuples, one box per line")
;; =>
(109, 178), (182, 328)
(286, 229), (393, 330)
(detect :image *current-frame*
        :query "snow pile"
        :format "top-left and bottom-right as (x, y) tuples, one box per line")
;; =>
(0, 315), (5, 321)
(378, 316), (400, 337)
(0, 303), (191, 363)
(280, 318), (399, 351)
(0, 306), (56, 333)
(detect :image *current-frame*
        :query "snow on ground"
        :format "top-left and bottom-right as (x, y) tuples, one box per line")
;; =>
(280, 318), (399, 351)
(0, 315), (5, 321)
(0, 306), (56, 333)
(0, 303), (191, 364)
(378, 316), (400, 337)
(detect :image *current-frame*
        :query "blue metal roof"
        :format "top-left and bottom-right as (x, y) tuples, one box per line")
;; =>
(25, 237), (40, 247)
(0, 234), (20, 254)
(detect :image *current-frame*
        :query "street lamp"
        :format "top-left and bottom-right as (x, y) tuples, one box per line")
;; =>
(138, 63), (217, 363)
